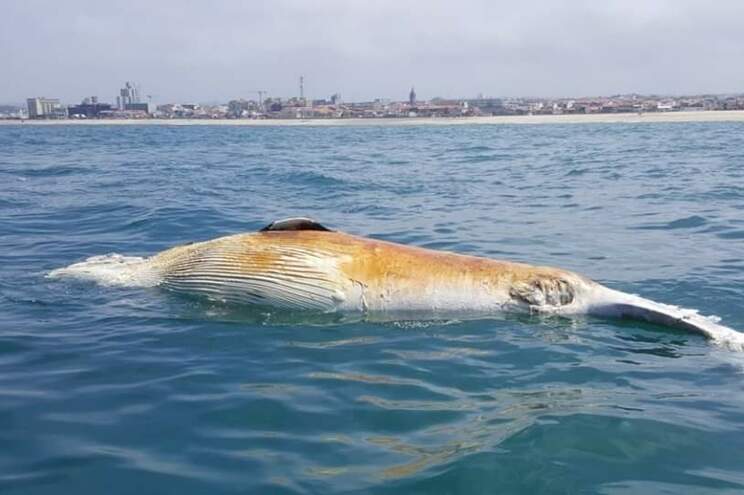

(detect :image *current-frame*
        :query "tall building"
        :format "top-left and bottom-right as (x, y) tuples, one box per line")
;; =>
(117, 81), (141, 110)
(409, 87), (416, 106)
(26, 97), (64, 119)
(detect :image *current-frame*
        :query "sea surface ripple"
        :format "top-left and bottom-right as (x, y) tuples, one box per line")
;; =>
(1, 123), (744, 494)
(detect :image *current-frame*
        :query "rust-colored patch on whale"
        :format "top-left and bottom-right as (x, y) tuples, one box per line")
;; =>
(247, 230), (583, 304)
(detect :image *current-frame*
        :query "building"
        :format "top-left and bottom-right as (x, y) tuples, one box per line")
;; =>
(0, 105), (24, 119)
(116, 81), (141, 110)
(26, 97), (65, 119)
(466, 98), (505, 115)
(409, 87), (416, 106)
(124, 102), (151, 114)
(68, 97), (113, 118)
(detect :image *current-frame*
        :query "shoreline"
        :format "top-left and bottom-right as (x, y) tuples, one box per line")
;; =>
(3, 110), (744, 127)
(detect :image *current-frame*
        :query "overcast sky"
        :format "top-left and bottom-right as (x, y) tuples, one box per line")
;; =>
(2, 0), (743, 104)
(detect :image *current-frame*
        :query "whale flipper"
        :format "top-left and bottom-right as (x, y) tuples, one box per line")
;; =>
(585, 286), (744, 351)
(260, 217), (332, 232)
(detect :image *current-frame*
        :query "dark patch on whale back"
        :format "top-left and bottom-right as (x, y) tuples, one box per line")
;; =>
(510, 277), (575, 308)
(259, 217), (333, 232)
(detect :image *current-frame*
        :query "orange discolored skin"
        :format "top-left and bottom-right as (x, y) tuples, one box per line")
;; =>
(150, 229), (593, 314)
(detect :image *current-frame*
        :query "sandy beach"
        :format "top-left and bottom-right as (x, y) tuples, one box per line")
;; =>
(3, 110), (744, 127)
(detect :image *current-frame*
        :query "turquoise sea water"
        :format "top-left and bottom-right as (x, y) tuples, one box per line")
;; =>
(1, 122), (744, 494)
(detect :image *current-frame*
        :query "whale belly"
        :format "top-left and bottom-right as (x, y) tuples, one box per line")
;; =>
(150, 233), (358, 311)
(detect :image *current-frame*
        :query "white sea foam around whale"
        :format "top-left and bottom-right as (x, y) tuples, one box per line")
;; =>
(47, 254), (160, 288)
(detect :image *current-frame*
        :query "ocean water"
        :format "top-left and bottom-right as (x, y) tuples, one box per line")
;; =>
(1, 122), (744, 494)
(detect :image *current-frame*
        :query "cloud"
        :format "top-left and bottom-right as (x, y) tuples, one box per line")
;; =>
(1, 0), (743, 104)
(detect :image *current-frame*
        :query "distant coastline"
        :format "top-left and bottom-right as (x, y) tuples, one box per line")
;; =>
(3, 110), (744, 126)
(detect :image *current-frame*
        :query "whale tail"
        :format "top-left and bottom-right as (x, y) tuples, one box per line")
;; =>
(585, 286), (744, 351)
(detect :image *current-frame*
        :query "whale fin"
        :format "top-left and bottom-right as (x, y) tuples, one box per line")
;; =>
(260, 217), (332, 232)
(587, 287), (744, 351)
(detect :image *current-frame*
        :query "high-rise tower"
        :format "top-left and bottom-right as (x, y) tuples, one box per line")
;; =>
(117, 82), (141, 110)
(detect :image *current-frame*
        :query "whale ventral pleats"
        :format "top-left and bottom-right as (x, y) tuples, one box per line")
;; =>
(259, 217), (333, 232)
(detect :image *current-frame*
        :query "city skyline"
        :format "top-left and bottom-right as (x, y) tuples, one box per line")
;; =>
(12, 83), (742, 121)
(7, 76), (744, 110)
(2, 1), (744, 104)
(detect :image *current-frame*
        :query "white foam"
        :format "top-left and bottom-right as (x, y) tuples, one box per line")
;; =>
(706, 324), (744, 353)
(47, 254), (161, 288)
